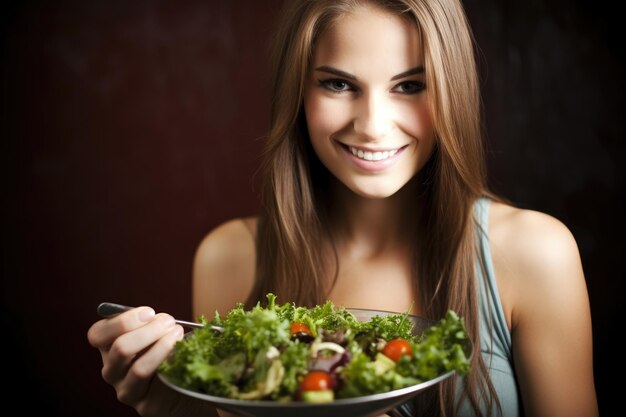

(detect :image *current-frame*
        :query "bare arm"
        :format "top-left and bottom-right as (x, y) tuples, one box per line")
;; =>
(192, 217), (256, 319)
(492, 206), (598, 417)
(191, 217), (257, 417)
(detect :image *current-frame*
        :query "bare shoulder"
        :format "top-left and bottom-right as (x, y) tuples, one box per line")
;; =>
(487, 202), (597, 415)
(192, 216), (258, 320)
(489, 202), (580, 279)
(488, 200), (587, 325)
(489, 201), (582, 276)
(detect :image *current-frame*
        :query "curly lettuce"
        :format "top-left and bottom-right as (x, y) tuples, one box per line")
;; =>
(158, 294), (471, 401)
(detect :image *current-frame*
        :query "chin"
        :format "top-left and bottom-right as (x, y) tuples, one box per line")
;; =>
(345, 182), (406, 200)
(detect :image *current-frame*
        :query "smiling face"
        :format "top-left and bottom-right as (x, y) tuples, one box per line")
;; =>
(303, 5), (436, 200)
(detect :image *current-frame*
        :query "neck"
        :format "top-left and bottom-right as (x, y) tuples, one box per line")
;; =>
(328, 178), (422, 258)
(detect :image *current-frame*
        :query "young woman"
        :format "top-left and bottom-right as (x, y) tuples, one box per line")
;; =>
(87, 0), (598, 416)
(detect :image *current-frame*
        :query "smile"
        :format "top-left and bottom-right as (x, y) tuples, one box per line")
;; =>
(348, 145), (401, 161)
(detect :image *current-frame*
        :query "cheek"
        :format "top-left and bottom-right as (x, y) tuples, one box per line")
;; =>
(416, 104), (434, 131)
(304, 92), (351, 140)
(401, 103), (435, 144)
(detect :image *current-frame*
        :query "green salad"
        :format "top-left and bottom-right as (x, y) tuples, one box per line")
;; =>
(158, 293), (470, 403)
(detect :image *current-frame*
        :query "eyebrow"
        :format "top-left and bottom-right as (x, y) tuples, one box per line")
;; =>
(390, 66), (425, 81)
(314, 66), (357, 80)
(314, 65), (424, 81)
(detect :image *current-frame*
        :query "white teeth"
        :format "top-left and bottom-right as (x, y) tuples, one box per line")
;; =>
(349, 146), (398, 161)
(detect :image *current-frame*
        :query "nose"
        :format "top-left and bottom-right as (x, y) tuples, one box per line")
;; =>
(353, 92), (393, 140)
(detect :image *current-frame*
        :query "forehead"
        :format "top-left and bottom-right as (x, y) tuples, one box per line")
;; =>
(312, 5), (422, 72)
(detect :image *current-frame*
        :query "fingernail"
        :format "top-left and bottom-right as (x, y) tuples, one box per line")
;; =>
(138, 307), (155, 322)
(173, 325), (184, 339)
(161, 315), (175, 328)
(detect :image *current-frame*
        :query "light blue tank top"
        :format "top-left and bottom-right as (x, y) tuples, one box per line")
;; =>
(459, 197), (520, 416)
(395, 197), (521, 416)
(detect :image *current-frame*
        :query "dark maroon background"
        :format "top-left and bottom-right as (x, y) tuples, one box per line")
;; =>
(2, 1), (623, 416)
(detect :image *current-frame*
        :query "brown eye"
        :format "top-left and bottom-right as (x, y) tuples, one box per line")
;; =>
(394, 81), (425, 94)
(319, 79), (353, 93)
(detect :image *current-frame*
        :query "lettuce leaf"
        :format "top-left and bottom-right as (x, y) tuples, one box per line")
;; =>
(158, 294), (471, 400)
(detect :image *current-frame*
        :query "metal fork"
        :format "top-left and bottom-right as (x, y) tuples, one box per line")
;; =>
(96, 302), (221, 331)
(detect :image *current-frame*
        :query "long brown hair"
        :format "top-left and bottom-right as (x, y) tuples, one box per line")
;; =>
(247, 0), (499, 415)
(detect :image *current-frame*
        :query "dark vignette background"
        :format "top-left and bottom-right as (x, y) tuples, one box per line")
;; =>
(2, 0), (623, 416)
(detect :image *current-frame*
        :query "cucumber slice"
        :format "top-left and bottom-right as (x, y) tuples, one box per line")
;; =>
(373, 352), (396, 375)
(301, 389), (335, 403)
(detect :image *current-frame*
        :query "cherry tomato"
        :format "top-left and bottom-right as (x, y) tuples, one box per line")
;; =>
(382, 338), (413, 362)
(290, 322), (312, 336)
(299, 371), (332, 391)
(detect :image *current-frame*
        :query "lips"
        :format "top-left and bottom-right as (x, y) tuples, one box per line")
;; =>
(337, 142), (408, 160)
(337, 142), (408, 172)
(348, 145), (399, 161)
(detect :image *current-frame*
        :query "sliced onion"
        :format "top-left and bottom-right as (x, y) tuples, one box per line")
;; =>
(308, 351), (352, 373)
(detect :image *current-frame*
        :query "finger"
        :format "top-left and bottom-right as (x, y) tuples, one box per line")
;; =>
(116, 325), (184, 407)
(88, 306), (156, 349)
(103, 314), (176, 384)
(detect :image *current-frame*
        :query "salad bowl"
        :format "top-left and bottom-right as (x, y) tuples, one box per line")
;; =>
(158, 308), (459, 417)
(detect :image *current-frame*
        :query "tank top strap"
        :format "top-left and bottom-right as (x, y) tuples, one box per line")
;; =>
(474, 197), (512, 360)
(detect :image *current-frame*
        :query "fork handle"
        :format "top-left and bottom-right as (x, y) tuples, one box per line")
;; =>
(97, 302), (132, 317)
(96, 302), (207, 330)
